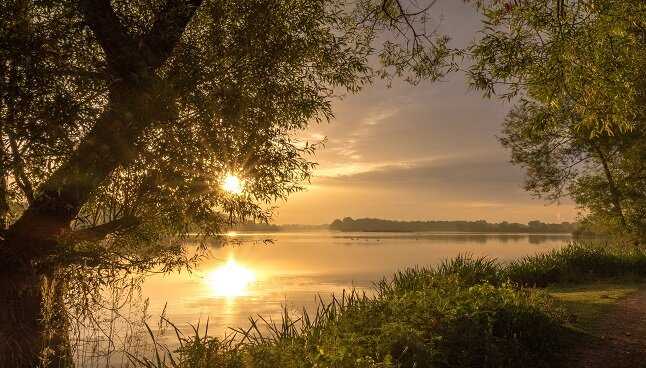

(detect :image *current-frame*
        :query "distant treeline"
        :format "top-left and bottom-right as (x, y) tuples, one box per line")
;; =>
(330, 217), (577, 233)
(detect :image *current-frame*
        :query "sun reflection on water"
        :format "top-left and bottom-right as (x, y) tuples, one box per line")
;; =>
(205, 257), (256, 298)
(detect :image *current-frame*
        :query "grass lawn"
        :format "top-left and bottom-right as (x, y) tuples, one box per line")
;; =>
(547, 281), (644, 333)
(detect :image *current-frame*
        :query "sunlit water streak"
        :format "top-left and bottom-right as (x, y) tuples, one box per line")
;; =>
(205, 257), (256, 298)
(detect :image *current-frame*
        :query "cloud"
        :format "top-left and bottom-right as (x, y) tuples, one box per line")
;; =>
(275, 154), (577, 225)
(325, 106), (401, 162)
(317, 155), (522, 188)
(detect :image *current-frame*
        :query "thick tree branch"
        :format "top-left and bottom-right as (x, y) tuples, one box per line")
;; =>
(7, 135), (34, 205)
(68, 216), (140, 242)
(80, 0), (204, 78)
(0, 146), (9, 231)
(79, 0), (142, 78)
(5, 0), (202, 261)
(6, 87), (159, 254)
(593, 144), (629, 230)
(141, 0), (204, 69)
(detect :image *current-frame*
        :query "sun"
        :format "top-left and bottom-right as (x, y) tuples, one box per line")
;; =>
(222, 174), (243, 194)
(205, 258), (255, 298)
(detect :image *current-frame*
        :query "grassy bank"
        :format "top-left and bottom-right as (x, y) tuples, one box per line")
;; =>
(135, 243), (646, 368)
(547, 282), (643, 332)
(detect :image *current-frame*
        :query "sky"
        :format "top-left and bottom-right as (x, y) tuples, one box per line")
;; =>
(273, 0), (578, 225)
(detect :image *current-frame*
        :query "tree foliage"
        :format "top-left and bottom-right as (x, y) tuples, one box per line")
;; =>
(0, 0), (451, 267)
(468, 0), (646, 243)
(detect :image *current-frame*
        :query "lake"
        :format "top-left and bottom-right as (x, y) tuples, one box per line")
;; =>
(139, 231), (570, 340)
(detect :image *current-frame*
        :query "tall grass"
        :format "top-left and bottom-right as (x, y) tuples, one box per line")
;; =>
(385, 242), (646, 289)
(505, 242), (646, 286)
(130, 242), (646, 368)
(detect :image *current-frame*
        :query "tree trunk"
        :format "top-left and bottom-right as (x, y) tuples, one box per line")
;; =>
(41, 270), (73, 368)
(594, 145), (630, 232)
(0, 260), (45, 368)
(0, 82), (171, 367)
(0, 2), (203, 365)
(0, 155), (9, 230)
(0, 261), (74, 368)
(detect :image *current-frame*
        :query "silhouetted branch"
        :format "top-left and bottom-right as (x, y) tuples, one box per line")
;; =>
(7, 134), (34, 205)
(80, 0), (204, 77)
(79, 0), (140, 77)
(142, 0), (205, 69)
(68, 216), (140, 242)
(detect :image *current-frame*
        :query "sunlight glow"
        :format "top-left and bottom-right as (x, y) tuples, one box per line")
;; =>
(222, 174), (243, 194)
(205, 258), (255, 298)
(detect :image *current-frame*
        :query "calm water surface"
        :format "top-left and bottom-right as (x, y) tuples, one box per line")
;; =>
(140, 231), (570, 338)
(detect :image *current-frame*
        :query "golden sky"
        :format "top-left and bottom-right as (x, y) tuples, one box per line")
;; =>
(274, 1), (578, 225)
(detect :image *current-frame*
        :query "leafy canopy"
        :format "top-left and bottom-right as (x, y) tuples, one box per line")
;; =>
(0, 0), (452, 268)
(468, 0), (646, 242)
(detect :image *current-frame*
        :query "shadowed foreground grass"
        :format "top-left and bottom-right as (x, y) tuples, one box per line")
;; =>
(547, 282), (643, 332)
(133, 243), (646, 368)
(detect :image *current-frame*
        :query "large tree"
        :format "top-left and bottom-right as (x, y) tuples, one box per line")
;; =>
(468, 0), (646, 242)
(0, 0), (450, 366)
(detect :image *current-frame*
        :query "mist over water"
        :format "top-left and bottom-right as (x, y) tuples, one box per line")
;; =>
(141, 231), (570, 339)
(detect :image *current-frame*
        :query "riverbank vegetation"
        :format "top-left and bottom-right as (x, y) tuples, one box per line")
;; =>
(130, 242), (645, 368)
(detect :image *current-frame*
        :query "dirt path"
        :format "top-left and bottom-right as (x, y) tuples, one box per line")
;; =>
(569, 288), (646, 368)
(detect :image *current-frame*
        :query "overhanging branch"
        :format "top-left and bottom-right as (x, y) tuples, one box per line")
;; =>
(8, 134), (34, 205)
(68, 216), (140, 243)
(79, 0), (141, 77)
(141, 0), (204, 69)
(7, 0), (201, 254)
(80, 0), (204, 77)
